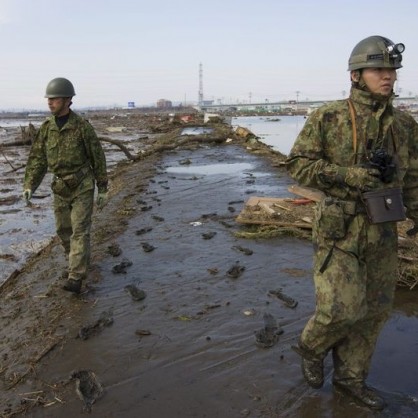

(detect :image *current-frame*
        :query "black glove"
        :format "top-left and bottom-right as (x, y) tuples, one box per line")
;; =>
(406, 225), (418, 237)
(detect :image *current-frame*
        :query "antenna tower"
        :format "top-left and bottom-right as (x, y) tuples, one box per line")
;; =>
(198, 63), (204, 105)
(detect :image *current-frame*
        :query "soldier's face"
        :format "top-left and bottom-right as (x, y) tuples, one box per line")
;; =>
(47, 97), (71, 117)
(360, 68), (397, 96)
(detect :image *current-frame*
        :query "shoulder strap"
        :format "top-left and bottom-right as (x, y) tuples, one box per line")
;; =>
(347, 99), (357, 163)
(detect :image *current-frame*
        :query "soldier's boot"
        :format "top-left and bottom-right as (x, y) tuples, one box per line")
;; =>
(333, 380), (386, 410)
(63, 278), (82, 294)
(292, 344), (324, 389)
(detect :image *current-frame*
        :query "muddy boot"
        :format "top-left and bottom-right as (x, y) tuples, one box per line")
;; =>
(292, 344), (324, 389)
(333, 380), (386, 410)
(63, 278), (82, 294)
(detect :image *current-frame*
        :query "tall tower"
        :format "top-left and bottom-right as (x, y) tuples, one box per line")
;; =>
(198, 63), (204, 105)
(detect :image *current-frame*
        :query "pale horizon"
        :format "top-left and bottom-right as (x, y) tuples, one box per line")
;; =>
(1, 0), (418, 111)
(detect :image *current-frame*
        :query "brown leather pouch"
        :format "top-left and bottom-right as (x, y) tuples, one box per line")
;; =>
(362, 187), (406, 224)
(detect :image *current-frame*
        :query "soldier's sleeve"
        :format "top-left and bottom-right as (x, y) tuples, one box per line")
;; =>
(285, 110), (348, 198)
(23, 126), (48, 192)
(402, 119), (418, 224)
(83, 121), (108, 193)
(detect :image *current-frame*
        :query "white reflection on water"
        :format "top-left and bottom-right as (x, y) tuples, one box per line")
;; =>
(232, 115), (306, 155)
(166, 162), (253, 175)
(181, 127), (214, 136)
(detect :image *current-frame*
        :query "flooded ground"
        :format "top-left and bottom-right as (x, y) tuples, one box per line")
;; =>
(1, 113), (418, 417)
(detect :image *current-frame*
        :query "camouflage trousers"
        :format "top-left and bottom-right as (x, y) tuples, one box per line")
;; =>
(53, 186), (94, 281)
(301, 212), (398, 383)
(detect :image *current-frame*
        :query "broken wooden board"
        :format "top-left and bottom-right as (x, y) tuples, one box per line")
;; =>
(235, 196), (315, 228)
(287, 185), (325, 202)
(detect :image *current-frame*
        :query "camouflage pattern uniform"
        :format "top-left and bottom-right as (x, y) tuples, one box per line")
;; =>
(286, 87), (418, 385)
(24, 110), (108, 282)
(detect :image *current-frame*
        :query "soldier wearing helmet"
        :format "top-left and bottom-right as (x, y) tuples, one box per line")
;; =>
(23, 77), (108, 294)
(286, 36), (418, 410)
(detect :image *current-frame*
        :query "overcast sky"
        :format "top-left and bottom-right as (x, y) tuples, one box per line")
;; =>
(1, 0), (418, 110)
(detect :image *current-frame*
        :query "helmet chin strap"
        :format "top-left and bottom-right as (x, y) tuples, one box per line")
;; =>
(350, 70), (393, 102)
(350, 70), (368, 90)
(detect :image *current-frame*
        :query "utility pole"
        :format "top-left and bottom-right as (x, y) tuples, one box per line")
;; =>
(249, 92), (252, 104)
(198, 63), (204, 106)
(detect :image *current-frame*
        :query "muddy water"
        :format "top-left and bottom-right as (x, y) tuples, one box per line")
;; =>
(27, 145), (418, 418)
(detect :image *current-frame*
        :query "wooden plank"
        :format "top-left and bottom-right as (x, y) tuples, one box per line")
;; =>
(244, 196), (287, 207)
(259, 202), (278, 216)
(287, 185), (325, 202)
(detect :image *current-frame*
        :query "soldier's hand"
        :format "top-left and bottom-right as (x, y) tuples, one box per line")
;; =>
(23, 189), (32, 201)
(96, 192), (108, 209)
(343, 167), (381, 191)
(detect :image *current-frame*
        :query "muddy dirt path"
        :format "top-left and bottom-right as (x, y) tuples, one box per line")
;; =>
(1, 130), (418, 417)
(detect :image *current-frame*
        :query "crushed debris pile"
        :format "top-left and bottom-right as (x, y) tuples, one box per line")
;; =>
(236, 195), (418, 290)
(236, 196), (314, 228)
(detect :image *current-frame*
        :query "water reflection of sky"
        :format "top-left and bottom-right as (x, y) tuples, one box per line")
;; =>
(166, 162), (253, 175)
(181, 127), (213, 136)
(232, 115), (306, 155)
(0, 118), (44, 128)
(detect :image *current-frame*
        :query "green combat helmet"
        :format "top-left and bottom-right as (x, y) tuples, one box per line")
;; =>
(45, 77), (76, 98)
(348, 35), (405, 71)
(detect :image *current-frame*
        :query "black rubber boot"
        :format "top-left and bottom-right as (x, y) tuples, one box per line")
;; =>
(292, 344), (324, 389)
(333, 380), (386, 410)
(63, 278), (82, 294)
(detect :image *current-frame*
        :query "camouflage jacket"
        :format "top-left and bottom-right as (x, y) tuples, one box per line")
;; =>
(24, 110), (108, 193)
(286, 87), (418, 223)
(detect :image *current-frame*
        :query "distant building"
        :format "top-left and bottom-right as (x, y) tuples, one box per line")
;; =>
(157, 99), (172, 108)
(127, 101), (135, 108)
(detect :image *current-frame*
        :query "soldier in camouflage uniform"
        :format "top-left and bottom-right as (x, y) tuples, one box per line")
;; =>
(23, 78), (108, 294)
(286, 36), (418, 410)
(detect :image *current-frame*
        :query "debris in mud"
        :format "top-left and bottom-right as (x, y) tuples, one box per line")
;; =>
(268, 289), (298, 309)
(255, 312), (284, 348)
(179, 158), (192, 165)
(135, 329), (151, 336)
(70, 369), (104, 412)
(232, 245), (253, 255)
(0, 253), (18, 261)
(125, 284), (147, 301)
(77, 310), (114, 340)
(236, 195), (314, 229)
(107, 242), (122, 257)
(141, 242), (155, 252)
(112, 258), (133, 274)
(243, 308), (256, 316)
(196, 303), (222, 315)
(135, 227), (153, 235)
(140, 205), (153, 211)
(202, 231), (217, 240)
(227, 262), (245, 278)
(151, 215), (165, 222)
(219, 220), (234, 228)
(207, 267), (219, 275)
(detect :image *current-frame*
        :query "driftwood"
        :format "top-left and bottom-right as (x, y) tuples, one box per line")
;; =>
(98, 137), (138, 160)
(99, 134), (227, 162)
(2, 139), (32, 147)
